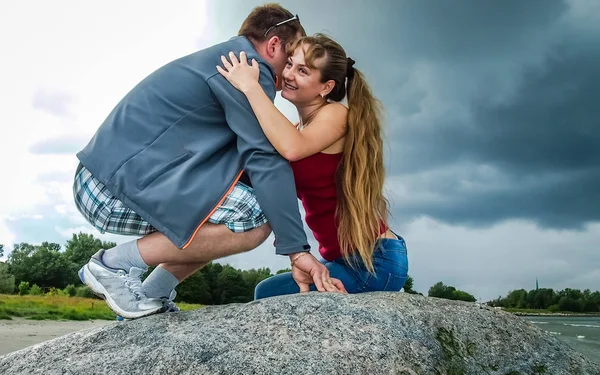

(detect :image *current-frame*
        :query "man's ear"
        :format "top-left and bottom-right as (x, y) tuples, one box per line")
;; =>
(266, 36), (281, 58)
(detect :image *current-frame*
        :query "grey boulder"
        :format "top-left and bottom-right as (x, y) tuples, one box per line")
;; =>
(1, 292), (598, 375)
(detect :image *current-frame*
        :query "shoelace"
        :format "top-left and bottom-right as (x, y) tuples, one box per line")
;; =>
(119, 271), (144, 300)
(164, 301), (180, 312)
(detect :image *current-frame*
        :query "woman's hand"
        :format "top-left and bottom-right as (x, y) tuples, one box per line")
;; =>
(290, 252), (348, 294)
(216, 51), (260, 94)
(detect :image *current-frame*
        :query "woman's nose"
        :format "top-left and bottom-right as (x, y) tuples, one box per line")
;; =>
(283, 69), (294, 81)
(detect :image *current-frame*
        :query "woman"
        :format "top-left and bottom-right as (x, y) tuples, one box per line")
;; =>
(217, 33), (408, 299)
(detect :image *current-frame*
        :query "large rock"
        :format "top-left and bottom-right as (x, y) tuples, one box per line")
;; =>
(0, 293), (598, 375)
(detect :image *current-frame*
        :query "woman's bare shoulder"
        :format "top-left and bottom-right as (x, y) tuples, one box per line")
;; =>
(316, 102), (348, 122)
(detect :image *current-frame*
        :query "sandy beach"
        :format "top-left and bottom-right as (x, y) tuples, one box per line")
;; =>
(0, 318), (113, 356)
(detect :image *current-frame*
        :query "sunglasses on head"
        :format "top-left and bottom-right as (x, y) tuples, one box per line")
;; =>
(263, 14), (300, 37)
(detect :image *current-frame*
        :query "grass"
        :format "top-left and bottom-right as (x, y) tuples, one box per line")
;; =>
(0, 294), (203, 321)
(177, 302), (204, 311)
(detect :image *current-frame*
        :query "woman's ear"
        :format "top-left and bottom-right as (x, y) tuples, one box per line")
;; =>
(321, 79), (336, 97)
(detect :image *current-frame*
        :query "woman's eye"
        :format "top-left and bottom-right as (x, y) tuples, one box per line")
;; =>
(300, 69), (307, 74)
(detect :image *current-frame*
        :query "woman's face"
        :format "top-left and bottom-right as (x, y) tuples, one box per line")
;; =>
(281, 45), (327, 104)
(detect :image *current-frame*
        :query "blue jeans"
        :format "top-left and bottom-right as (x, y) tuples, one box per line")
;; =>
(254, 233), (409, 300)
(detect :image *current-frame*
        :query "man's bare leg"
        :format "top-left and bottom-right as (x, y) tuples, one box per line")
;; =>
(81, 222), (271, 318)
(138, 223), (271, 304)
(137, 222), (271, 266)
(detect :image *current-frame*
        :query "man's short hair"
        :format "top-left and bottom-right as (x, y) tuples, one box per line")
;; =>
(239, 3), (306, 49)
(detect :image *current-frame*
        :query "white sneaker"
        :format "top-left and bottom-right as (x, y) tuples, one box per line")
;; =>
(79, 250), (164, 319)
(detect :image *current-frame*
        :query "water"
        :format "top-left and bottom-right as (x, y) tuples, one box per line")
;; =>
(522, 316), (600, 364)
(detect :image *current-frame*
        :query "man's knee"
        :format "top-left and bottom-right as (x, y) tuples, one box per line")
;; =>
(246, 223), (272, 250)
(228, 223), (272, 254)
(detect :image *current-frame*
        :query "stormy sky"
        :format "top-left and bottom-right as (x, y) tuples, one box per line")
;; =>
(1, 0), (598, 301)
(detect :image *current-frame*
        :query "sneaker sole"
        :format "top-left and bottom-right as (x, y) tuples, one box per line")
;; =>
(81, 264), (163, 320)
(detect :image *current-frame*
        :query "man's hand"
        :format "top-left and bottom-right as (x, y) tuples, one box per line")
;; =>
(289, 252), (347, 294)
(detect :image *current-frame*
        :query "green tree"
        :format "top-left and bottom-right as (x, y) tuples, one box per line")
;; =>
(64, 284), (77, 297)
(63, 232), (116, 267)
(0, 244), (4, 258)
(276, 268), (291, 274)
(202, 263), (224, 304)
(428, 281), (476, 302)
(531, 288), (555, 309)
(18, 281), (30, 295)
(494, 287), (600, 313)
(217, 266), (250, 304)
(29, 284), (43, 295)
(63, 232), (116, 285)
(402, 275), (417, 294)
(175, 264), (271, 305)
(428, 282), (453, 299)
(175, 270), (212, 304)
(75, 286), (95, 298)
(558, 296), (583, 313)
(0, 262), (15, 294)
(8, 242), (72, 289)
(503, 289), (528, 308)
(583, 291), (600, 312)
(242, 267), (272, 294)
(452, 290), (477, 302)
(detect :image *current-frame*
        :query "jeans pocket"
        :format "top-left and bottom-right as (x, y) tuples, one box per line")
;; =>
(383, 274), (408, 292)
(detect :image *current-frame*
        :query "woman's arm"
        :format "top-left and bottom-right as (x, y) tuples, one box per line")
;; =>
(244, 84), (347, 161)
(217, 51), (347, 161)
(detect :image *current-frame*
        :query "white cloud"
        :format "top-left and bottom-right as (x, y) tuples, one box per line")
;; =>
(0, 0), (212, 252)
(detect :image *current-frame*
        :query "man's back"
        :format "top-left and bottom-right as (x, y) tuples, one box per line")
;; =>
(77, 36), (309, 254)
(79, 37), (273, 181)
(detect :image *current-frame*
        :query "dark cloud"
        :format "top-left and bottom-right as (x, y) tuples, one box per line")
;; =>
(199, 0), (600, 299)
(32, 88), (76, 118)
(386, 11), (600, 230)
(387, 0), (568, 61)
(390, 166), (600, 230)
(210, 0), (599, 231)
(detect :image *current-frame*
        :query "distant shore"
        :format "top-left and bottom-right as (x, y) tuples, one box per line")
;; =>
(500, 308), (600, 317)
(512, 312), (600, 317)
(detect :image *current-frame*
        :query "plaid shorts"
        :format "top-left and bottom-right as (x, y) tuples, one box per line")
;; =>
(73, 164), (267, 236)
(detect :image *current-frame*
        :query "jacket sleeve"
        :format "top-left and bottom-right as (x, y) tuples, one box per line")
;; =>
(207, 64), (311, 255)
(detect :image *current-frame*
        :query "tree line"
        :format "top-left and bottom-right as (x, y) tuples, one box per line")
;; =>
(488, 287), (600, 313)
(4, 234), (595, 312)
(0, 233), (297, 305)
(0, 233), (476, 305)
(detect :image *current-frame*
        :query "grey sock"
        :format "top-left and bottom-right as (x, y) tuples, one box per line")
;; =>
(102, 240), (148, 271)
(142, 266), (179, 299)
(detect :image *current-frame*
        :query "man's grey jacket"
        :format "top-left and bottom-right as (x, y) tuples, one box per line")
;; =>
(77, 36), (310, 255)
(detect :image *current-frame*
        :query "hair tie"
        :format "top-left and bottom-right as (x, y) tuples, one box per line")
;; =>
(347, 57), (356, 79)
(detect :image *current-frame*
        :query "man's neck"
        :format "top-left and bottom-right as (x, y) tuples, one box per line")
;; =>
(245, 37), (270, 63)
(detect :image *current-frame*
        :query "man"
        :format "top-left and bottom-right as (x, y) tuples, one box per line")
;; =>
(75, 4), (343, 319)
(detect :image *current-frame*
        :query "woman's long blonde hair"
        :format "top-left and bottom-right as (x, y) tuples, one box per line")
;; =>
(289, 34), (390, 273)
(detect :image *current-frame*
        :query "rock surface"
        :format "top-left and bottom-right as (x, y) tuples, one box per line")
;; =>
(0, 293), (598, 375)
